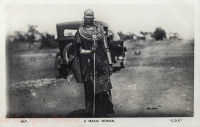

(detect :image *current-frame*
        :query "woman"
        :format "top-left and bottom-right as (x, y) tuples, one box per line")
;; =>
(69, 9), (114, 117)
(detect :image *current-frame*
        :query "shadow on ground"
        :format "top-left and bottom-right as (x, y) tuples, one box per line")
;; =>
(113, 67), (124, 73)
(65, 109), (86, 118)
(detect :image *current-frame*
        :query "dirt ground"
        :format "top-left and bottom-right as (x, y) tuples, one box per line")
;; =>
(6, 40), (194, 118)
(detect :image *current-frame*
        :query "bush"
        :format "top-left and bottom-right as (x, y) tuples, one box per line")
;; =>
(152, 27), (166, 41)
(40, 33), (58, 49)
(6, 24), (58, 50)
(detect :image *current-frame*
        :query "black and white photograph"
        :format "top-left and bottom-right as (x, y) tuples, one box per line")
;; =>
(0, 0), (200, 127)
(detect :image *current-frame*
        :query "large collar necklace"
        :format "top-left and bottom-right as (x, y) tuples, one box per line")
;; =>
(79, 23), (104, 41)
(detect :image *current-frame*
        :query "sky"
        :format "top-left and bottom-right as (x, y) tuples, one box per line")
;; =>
(5, 4), (194, 39)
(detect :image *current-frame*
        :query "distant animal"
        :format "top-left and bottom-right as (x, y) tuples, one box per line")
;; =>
(135, 51), (141, 55)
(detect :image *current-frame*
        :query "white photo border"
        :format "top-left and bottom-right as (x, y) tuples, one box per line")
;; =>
(0, 0), (200, 127)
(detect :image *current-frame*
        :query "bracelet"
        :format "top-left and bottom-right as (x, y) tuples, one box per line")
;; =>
(80, 49), (91, 54)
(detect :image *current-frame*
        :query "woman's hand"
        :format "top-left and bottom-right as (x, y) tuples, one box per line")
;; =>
(109, 64), (113, 75)
(91, 45), (97, 53)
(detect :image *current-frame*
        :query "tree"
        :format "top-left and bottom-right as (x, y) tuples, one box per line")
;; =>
(13, 31), (26, 42)
(152, 27), (166, 40)
(27, 24), (39, 47)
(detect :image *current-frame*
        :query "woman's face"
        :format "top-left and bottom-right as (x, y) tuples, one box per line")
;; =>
(84, 10), (94, 25)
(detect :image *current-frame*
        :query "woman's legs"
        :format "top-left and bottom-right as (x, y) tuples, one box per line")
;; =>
(96, 90), (114, 116)
(84, 80), (94, 117)
(84, 80), (114, 117)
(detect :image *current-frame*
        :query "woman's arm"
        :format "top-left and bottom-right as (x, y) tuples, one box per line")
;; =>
(75, 32), (96, 55)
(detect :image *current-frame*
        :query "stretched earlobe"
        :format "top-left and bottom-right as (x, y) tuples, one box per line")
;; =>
(94, 18), (96, 22)
(82, 18), (84, 24)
